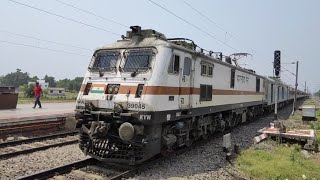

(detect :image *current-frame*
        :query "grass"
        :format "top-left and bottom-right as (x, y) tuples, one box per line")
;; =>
(302, 99), (316, 106)
(237, 144), (320, 180)
(290, 110), (302, 121)
(237, 98), (320, 179)
(310, 123), (320, 145)
(17, 91), (78, 104)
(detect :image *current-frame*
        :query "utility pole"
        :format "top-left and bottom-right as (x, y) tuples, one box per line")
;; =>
(293, 61), (299, 113)
(305, 81), (306, 92)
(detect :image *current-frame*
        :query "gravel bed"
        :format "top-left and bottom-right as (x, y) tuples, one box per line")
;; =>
(0, 104), (299, 180)
(59, 164), (126, 180)
(0, 144), (86, 179)
(129, 105), (295, 180)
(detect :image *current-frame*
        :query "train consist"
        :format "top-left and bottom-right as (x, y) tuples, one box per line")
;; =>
(75, 26), (308, 165)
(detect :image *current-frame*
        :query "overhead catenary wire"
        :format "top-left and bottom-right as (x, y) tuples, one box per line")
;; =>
(0, 30), (92, 51)
(282, 66), (296, 76)
(7, 0), (121, 36)
(182, 0), (305, 86)
(0, 40), (88, 57)
(53, 0), (129, 29)
(281, 72), (295, 86)
(146, 0), (238, 52)
(147, 0), (281, 82)
(182, 0), (255, 54)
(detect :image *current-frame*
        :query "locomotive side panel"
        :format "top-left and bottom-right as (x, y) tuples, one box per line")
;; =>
(192, 57), (265, 109)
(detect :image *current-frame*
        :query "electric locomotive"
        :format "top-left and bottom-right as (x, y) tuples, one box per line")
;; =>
(75, 26), (308, 165)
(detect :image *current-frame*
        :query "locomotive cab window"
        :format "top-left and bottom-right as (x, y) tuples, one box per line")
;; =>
(200, 84), (212, 101)
(208, 66), (213, 76)
(201, 64), (207, 75)
(183, 57), (191, 75)
(123, 49), (153, 72)
(230, 69), (235, 88)
(90, 51), (119, 71)
(256, 77), (260, 92)
(201, 62), (214, 77)
(271, 84), (274, 102)
(168, 55), (180, 74)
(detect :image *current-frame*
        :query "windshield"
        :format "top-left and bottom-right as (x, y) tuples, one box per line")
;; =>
(123, 50), (153, 72)
(91, 51), (119, 71)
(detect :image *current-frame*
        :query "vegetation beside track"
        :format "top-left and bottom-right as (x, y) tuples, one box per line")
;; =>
(237, 143), (320, 179)
(17, 91), (77, 104)
(237, 98), (320, 180)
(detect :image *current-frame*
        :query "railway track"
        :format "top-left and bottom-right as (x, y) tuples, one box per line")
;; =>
(16, 155), (164, 180)
(14, 130), (235, 180)
(13, 101), (305, 180)
(0, 117), (66, 138)
(12, 111), (275, 180)
(15, 138), (239, 180)
(0, 131), (78, 159)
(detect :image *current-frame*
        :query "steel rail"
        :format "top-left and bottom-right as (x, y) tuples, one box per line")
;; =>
(17, 157), (96, 180)
(0, 139), (78, 159)
(108, 156), (164, 180)
(15, 101), (306, 180)
(0, 130), (78, 148)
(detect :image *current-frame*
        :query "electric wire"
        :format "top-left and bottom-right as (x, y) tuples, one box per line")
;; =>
(0, 40), (88, 57)
(182, 0), (254, 53)
(6, 0), (304, 88)
(281, 72), (295, 86)
(146, 0), (238, 51)
(147, 0), (282, 81)
(181, 0), (288, 83)
(0, 30), (92, 51)
(53, 0), (129, 28)
(7, 0), (121, 36)
(282, 66), (296, 76)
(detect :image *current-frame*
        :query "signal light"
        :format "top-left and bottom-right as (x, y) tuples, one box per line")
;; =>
(274, 50), (281, 77)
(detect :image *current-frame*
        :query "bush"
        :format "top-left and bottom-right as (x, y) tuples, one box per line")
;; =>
(23, 84), (34, 98)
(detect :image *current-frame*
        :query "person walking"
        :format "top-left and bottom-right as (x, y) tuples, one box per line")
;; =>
(33, 82), (42, 108)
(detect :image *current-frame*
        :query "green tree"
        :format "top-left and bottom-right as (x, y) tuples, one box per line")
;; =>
(1, 69), (30, 87)
(56, 78), (70, 89)
(29, 76), (39, 82)
(23, 84), (34, 98)
(44, 75), (56, 87)
(72, 77), (84, 91)
(56, 77), (83, 91)
(315, 90), (320, 97)
(0, 75), (3, 86)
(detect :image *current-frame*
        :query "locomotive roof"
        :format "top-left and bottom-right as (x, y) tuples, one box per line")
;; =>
(98, 36), (170, 50)
(95, 26), (267, 79)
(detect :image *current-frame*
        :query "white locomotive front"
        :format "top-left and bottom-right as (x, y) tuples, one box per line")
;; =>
(76, 26), (307, 165)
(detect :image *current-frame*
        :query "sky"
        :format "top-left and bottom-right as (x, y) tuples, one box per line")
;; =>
(0, 0), (319, 92)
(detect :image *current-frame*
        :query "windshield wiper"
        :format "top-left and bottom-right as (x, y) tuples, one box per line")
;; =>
(131, 68), (139, 77)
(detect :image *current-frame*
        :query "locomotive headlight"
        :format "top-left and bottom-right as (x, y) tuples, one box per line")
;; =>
(119, 122), (135, 141)
(106, 84), (120, 94)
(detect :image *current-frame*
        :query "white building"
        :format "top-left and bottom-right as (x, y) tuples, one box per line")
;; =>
(47, 87), (65, 96)
(28, 80), (49, 89)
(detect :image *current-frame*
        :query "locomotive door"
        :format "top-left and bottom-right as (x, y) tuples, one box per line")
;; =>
(179, 54), (192, 109)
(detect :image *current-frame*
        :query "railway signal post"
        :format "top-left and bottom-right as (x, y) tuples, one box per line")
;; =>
(274, 50), (281, 120)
